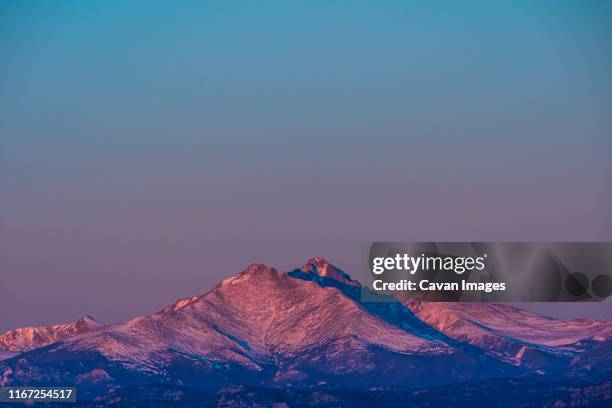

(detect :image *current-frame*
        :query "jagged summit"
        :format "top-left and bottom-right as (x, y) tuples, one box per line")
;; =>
(76, 315), (100, 327)
(299, 257), (360, 287)
(241, 263), (279, 275)
(71, 315), (101, 334)
(0, 315), (101, 353)
(2, 259), (611, 396)
(218, 259), (360, 289)
(163, 260), (354, 314)
(218, 263), (282, 286)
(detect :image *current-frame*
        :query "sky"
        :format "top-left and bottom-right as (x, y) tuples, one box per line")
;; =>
(1, 0), (611, 332)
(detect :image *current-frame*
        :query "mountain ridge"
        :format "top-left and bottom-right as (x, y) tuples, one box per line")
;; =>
(0, 315), (100, 354)
(1, 258), (610, 399)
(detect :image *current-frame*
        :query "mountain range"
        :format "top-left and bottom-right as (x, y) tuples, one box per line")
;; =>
(1, 258), (611, 406)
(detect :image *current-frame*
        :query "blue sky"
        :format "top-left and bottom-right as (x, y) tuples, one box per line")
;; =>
(1, 1), (611, 330)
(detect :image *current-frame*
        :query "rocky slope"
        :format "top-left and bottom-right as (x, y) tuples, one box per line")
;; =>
(0, 315), (100, 360)
(402, 299), (612, 372)
(0, 259), (610, 401)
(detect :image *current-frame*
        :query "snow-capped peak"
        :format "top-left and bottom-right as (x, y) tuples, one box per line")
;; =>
(2, 259), (611, 395)
(75, 315), (101, 329)
(241, 263), (276, 275)
(299, 257), (360, 287)
(0, 315), (101, 352)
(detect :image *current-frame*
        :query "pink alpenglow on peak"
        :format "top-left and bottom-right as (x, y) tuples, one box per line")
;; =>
(300, 257), (361, 287)
(0, 315), (101, 353)
(75, 315), (100, 330)
(0, 259), (611, 399)
(241, 263), (281, 276)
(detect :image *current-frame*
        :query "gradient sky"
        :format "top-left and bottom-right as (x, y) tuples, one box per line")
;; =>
(1, 0), (611, 332)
